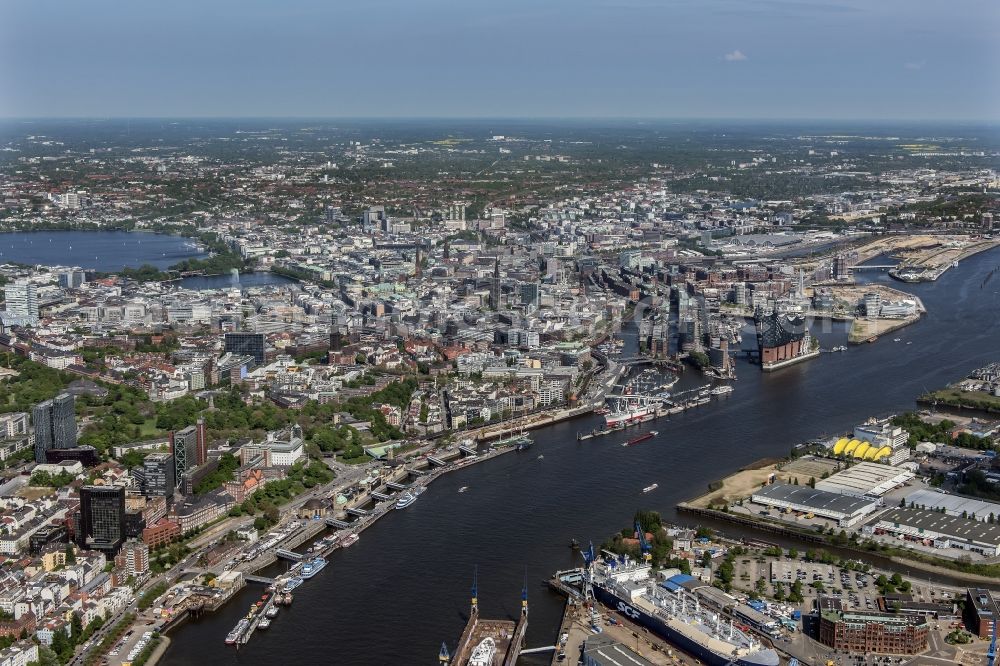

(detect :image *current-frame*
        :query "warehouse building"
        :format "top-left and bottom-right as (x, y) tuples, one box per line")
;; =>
(865, 507), (1000, 557)
(815, 462), (913, 498)
(902, 488), (1000, 523)
(750, 483), (881, 527)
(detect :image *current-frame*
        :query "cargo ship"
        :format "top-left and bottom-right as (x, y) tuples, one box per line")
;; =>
(625, 431), (657, 446)
(605, 404), (655, 427)
(588, 556), (779, 666)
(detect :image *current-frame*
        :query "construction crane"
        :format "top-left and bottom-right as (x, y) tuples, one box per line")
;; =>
(635, 520), (652, 562)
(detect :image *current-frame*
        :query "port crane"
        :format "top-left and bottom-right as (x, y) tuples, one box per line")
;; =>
(988, 615), (997, 666)
(635, 520), (652, 563)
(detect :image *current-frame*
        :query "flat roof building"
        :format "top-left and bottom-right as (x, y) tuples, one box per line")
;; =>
(750, 483), (881, 527)
(903, 488), (1000, 523)
(865, 507), (1000, 557)
(964, 588), (998, 639)
(815, 462), (913, 498)
(582, 634), (656, 666)
(819, 601), (929, 654)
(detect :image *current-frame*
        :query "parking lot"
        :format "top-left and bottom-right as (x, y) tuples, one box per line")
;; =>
(734, 554), (961, 614)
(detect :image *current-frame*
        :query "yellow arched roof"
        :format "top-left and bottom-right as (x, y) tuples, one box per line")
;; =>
(833, 438), (849, 455)
(872, 446), (893, 461)
(862, 445), (880, 460)
(854, 442), (872, 459)
(844, 439), (861, 454)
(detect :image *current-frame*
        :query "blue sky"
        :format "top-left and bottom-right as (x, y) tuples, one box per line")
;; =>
(1, 0), (997, 120)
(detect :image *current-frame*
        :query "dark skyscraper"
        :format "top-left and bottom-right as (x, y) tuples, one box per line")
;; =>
(32, 393), (76, 463)
(170, 419), (206, 485)
(142, 452), (176, 502)
(224, 332), (266, 365)
(77, 485), (126, 556)
(489, 256), (501, 311)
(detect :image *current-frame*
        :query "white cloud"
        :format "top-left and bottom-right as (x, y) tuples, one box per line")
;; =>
(724, 50), (748, 62)
(904, 60), (925, 70)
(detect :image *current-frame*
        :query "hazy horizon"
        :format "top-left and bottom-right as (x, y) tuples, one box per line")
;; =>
(2, 0), (998, 121)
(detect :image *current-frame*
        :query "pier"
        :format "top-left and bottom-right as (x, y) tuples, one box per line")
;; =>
(324, 518), (350, 528)
(274, 548), (304, 562)
(243, 575), (276, 585)
(446, 577), (527, 666)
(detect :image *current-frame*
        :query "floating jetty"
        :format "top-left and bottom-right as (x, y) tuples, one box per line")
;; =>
(577, 384), (722, 440)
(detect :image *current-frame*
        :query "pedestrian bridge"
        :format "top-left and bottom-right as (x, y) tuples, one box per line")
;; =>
(275, 549), (303, 562)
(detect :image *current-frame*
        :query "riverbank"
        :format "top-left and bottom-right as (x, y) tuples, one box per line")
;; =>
(144, 635), (171, 666)
(918, 387), (1000, 414)
(678, 474), (1000, 585)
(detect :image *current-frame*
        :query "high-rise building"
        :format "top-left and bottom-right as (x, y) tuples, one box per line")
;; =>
(142, 452), (176, 502)
(32, 393), (76, 463)
(489, 257), (502, 311)
(58, 270), (87, 289)
(116, 540), (150, 578)
(77, 485), (126, 556)
(224, 332), (265, 365)
(170, 419), (206, 484)
(520, 282), (540, 308)
(4, 279), (39, 325)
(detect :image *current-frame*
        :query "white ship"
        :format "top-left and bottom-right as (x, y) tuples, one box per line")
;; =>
(468, 637), (497, 666)
(605, 404), (655, 427)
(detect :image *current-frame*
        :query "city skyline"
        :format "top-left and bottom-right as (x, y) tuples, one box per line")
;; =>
(2, 0), (998, 121)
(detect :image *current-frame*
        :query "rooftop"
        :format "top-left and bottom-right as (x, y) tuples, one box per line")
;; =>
(753, 482), (878, 515)
(873, 507), (1000, 547)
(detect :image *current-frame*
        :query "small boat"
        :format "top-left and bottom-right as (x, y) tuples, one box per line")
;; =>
(709, 386), (734, 396)
(893, 338), (901, 342)
(537, 454), (544, 460)
(458, 486), (468, 493)
(258, 618), (271, 630)
(265, 606), (278, 619)
(642, 483), (658, 493)
(906, 341), (912, 345)
(340, 534), (359, 548)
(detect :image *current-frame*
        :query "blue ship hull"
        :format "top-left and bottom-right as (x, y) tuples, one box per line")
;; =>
(592, 585), (778, 666)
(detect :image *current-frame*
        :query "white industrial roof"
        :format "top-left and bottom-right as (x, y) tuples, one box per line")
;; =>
(815, 462), (913, 497)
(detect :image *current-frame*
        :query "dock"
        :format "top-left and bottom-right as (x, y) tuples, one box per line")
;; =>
(443, 580), (527, 666)
(577, 384), (722, 440)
